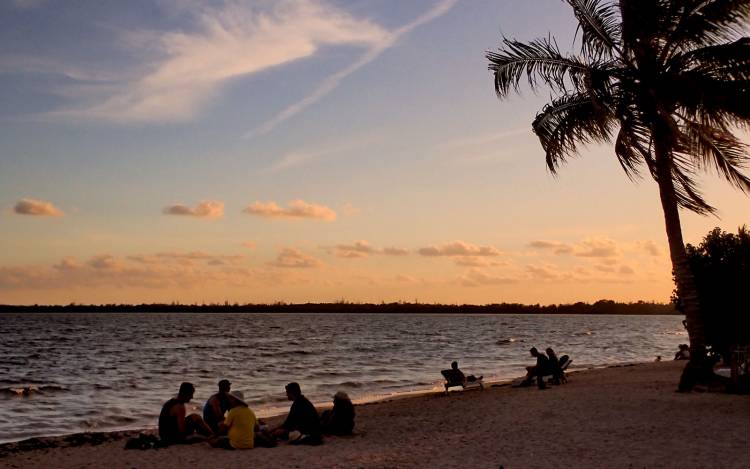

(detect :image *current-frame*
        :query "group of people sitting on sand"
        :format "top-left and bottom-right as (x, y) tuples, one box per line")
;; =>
(519, 346), (568, 389)
(158, 380), (354, 449)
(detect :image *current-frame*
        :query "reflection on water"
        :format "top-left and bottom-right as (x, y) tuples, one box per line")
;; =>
(0, 312), (685, 443)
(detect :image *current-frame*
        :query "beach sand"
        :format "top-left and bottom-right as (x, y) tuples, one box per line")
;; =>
(2, 361), (748, 468)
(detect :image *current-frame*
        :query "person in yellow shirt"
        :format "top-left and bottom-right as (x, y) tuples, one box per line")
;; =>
(212, 390), (256, 449)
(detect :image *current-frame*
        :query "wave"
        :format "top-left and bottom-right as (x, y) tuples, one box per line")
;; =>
(1, 384), (68, 397)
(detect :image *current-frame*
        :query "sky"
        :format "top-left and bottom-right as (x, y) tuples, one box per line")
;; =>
(1, 0), (748, 305)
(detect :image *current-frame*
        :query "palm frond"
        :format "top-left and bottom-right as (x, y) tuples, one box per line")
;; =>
(667, 0), (750, 50)
(678, 121), (750, 192)
(567, 0), (621, 59)
(673, 38), (750, 80)
(487, 37), (593, 97)
(532, 92), (615, 172)
(669, 152), (717, 214)
(614, 108), (655, 180)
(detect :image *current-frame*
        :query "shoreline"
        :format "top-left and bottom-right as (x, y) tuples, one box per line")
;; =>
(4, 361), (750, 468)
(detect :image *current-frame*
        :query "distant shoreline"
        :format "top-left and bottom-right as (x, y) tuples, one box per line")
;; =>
(0, 300), (678, 315)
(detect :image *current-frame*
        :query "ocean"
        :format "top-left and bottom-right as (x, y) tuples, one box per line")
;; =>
(0, 312), (686, 443)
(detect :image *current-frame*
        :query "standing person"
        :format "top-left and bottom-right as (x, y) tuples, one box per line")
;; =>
(203, 379), (232, 434)
(211, 390), (256, 449)
(272, 382), (322, 445)
(521, 347), (550, 389)
(158, 382), (213, 445)
(321, 391), (355, 435)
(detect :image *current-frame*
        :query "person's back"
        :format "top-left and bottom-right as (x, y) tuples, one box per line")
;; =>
(288, 395), (321, 437)
(322, 391), (355, 435)
(225, 404), (256, 449)
(158, 398), (182, 443)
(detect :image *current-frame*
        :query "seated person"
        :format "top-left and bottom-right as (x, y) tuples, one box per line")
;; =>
(545, 347), (563, 384)
(450, 361), (483, 384)
(674, 344), (690, 360)
(211, 390), (257, 449)
(272, 382), (322, 445)
(203, 379), (232, 434)
(521, 347), (550, 389)
(321, 391), (355, 435)
(158, 382), (213, 445)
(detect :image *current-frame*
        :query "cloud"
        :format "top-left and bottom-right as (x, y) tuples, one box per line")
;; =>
(639, 240), (662, 257)
(342, 203), (361, 217)
(395, 274), (418, 284)
(245, 0), (457, 138)
(328, 241), (409, 259)
(47, 0), (389, 124)
(459, 268), (517, 287)
(528, 240), (573, 255)
(242, 241), (256, 249)
(573, 238), (620, 258)
(13, 198), (63, 217)
(619, 265), (635, 275)
(418, 241), (501, 257)
(243, 200), (336, 221)
(162, 200), (224, 218)
(268, 248), (322, 268)
(87, 254), (122, 270)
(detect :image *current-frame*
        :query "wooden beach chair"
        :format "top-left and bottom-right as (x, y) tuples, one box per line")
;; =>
(441, 369), (484, 395)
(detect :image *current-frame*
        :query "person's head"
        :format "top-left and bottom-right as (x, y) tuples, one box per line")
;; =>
(285, 382), (301, 401)
(451, 361), (458, 370)
(178, 382), (195, 403)
(530, 347), (539, 357)
(229, 390), (246, 408)
(545, 347), (556, 357)
(333, 391), (350, 402)
(218, 379), (231, 393)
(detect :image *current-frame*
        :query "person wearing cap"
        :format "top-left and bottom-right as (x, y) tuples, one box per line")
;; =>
(321, 391), (355, 435)
(203, 379), (232, 434)
(211, 390), (257, 449)
(158, 382), (213, 445)
(272, 382), (322, 445)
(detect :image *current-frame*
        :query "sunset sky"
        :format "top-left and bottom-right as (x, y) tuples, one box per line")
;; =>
(1, 0), (748, 305)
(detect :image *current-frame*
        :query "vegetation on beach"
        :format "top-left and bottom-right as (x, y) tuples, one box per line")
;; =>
(487, 0), (750, 390)
(674, 226), (750, 364)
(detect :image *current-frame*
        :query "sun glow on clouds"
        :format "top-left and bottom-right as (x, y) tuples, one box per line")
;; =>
(13, 198), (63, 217)
(162, 200), (224, 218)
(243, 200), (336, 221)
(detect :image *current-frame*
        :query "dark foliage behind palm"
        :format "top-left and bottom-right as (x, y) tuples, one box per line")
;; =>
(487, 0), (750, 389)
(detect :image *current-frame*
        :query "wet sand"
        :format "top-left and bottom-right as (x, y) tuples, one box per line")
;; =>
(2, 361), (748, 468)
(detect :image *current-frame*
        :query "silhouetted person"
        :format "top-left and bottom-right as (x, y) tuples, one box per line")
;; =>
(203, 379), (232, 434)
(674, 344), (690, 361)
(450, 360), (483, 384)
(272, 382), (322, 445)
(545, 347), (562, 385)
(522, 347), (550, 389)
(158, 382), (213, 445)
(321, 391), (355, 435)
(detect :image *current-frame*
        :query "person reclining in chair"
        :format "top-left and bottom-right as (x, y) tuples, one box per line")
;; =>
(451, 361), (483, 384)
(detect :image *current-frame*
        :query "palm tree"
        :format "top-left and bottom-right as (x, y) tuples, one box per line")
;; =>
(487, 0), (750, 390)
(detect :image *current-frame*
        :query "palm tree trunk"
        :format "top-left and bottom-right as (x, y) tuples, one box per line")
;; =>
(654, 142), (707, 391)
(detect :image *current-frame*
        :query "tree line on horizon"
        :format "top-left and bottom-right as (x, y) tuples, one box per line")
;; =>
(0, 300), (676, 315)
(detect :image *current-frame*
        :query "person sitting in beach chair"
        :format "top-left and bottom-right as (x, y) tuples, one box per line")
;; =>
(544, 348), (570, 384)
(442, 361), (484, 394)
(321, 391), (355, 435)
(520, 347), (550, 389)
(158, 382), (213, 445)
(203, 378), (232, 434)
(272, 382), (322, 445)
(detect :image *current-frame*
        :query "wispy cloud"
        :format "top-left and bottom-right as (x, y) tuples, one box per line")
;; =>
(459, 268), (517, 287)
(46, 0), (388, 123)
(327, 240), (410, 258)
(13, 198), (63, 217)
(243, 200), (336, 221)
(528, 237), (620, 258)
(244, 0), (458, 138)
(163, 200), (224, 218)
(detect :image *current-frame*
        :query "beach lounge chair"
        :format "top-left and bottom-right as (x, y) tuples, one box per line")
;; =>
(543, 355), (572, 384)
(441, 369), (484, 395)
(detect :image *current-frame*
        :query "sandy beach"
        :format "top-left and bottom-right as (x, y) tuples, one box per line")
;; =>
(2, 361), (748, 468)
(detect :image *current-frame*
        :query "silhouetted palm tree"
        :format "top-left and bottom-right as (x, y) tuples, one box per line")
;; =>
(487, 0), (750, 390)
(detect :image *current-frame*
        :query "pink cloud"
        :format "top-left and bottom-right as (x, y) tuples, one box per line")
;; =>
(162, 200), (224, 218)
(418, 241), (501, 257)
(268, 248), (322, 268)
(243, 199), (336, 221)
(13, 198), (63, 217)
